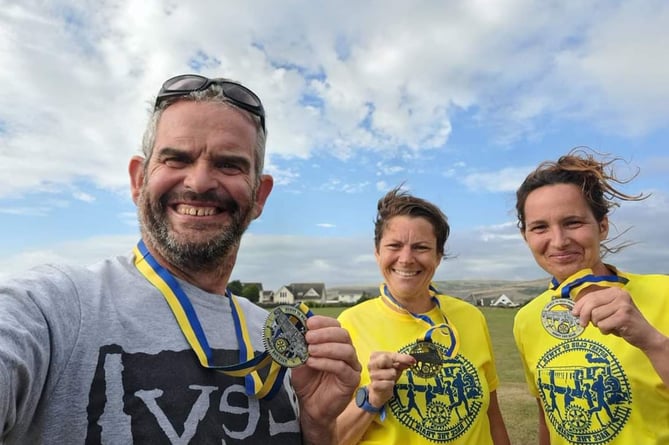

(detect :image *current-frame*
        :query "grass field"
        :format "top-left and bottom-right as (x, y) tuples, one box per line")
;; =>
(312, 305), (538, 444)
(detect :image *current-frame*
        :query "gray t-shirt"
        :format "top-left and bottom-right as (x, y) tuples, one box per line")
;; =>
(0, 252), (302, 444)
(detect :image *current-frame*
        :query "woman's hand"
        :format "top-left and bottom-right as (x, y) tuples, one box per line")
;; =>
(366, 351), (416, 407)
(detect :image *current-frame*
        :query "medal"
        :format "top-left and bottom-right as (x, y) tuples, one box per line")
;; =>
(541, 298), (584, 340)
(408, 341), (443, 379)
(133, 240), (313, 399)
(542, 268), (629, 340)
(263, 305), (310, 368)
(380, 284), (460, 372)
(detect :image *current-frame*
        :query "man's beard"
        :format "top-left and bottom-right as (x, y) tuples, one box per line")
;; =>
(137, 186), (255, 272)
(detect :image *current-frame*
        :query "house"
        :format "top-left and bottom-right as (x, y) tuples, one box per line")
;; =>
(259, 290), (274, 304)
(490, 294), (520, 308)
(336, 291), (364, 304)
(474, 296), (497, 307)
(273, 283), (327, 304)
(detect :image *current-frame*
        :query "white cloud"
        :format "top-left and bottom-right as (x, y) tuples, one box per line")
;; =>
(3, 193), (667, 290)
(461, 167), (532, 192)
(320, 179), (370, 194)
(2, 1), (669, 198)
(73, 190), (96, 202)
(1, 0), (669, 293)
(0, 206), (51, 216)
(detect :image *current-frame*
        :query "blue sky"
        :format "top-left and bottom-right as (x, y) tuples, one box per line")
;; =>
(1, 0), (668, 291)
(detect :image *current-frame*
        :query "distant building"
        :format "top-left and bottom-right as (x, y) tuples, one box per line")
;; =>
(490, 294), (520, 308)
(259, 290), (274, 304)
(336, 291), (364, 304)
(474, 293), (519, 307)
(274, 283), (326, 304)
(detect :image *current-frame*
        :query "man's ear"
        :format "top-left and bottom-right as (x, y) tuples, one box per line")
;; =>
(128, 156), (146, 205)
(251, 174), (274, 220)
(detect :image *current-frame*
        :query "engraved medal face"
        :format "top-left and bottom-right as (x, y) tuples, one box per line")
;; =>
(263, 305), (309, 367)
(408, 341), (443, 378)
(541, 298), (584, 340)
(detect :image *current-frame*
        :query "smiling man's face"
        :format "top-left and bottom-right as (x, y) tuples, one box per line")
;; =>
(130, 100), (272, 272)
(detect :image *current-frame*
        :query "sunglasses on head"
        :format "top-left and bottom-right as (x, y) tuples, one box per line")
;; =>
(155, 74), (266, 133)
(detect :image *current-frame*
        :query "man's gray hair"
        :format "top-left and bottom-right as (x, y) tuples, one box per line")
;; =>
(141, 82), (267, 180)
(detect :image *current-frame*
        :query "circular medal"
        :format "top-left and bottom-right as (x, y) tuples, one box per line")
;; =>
(408, 341), (443, 379)
(263, 305), (309, 368)
(541, 298), (584, 340)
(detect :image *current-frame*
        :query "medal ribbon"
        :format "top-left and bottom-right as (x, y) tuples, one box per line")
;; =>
(550, 268), (629, 300)
(380, 283), (459, 357)
(133, 239), (311, 399)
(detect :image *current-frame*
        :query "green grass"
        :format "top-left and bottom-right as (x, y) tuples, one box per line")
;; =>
(480, 307), (537, 445)
(311, 305), (538, 444)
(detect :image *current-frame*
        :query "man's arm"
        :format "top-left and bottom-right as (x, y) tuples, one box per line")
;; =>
(0, 277), (52, 437)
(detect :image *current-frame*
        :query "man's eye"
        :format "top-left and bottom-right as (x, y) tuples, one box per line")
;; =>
(222, 165), (242, 174)
(218, 163), (245, 174)
(164, 158), (187, 168)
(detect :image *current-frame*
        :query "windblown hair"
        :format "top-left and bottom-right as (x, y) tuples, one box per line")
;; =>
(516, 147), (647, 254)
(374, 186), (450, 258)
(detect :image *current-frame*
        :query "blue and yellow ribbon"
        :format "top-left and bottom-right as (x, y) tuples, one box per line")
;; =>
(133, 239), (310, 399)
(550, 268), (629, 300)
(380, 283), (459, 358)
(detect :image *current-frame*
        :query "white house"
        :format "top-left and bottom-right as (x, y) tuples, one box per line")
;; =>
(490, 294), (519, 308)
(273, 283), (326, 304)
(337, 292), (364, 304)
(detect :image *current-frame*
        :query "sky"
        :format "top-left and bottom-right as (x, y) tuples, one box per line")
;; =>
(1, 0), (668, 292)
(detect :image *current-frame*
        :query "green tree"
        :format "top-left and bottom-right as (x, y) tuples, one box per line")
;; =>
(228, 280), (243, 295)
(242, 284), (260, 303)
(355, 291), (372, 305)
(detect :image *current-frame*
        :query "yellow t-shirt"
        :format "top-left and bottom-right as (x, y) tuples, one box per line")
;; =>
(338, 292), (499, 444)
(513, 270), (669, 444)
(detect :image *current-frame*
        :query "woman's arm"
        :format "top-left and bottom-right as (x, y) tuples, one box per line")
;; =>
(336, 397), (380, 445)
(486, 390), (510, 445)
(537, 399), (550, 445)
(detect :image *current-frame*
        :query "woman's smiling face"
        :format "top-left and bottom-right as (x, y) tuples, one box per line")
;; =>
(375, 215), (442, 310)
(522, 183), (609, 282)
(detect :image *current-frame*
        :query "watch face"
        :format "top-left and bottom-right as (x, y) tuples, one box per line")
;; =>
(355, 387), (367, 407)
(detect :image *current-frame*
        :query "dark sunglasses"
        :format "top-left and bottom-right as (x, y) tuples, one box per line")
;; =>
(155, 74), (266, 133)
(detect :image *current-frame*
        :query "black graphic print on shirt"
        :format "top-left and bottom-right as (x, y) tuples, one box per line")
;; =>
(85, 345), (301, 445)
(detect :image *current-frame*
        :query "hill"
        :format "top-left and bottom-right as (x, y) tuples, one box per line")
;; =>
(330, 278), (550, 305)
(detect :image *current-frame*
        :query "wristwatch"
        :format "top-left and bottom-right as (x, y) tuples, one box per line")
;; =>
(355, 386), (384, 415)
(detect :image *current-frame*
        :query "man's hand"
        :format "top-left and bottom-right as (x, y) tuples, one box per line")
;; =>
(291, 316), (361, 445)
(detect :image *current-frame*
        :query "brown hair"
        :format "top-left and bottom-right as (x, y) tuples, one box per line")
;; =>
(374, 186), (450, 258)
(516, 147), (646, 253)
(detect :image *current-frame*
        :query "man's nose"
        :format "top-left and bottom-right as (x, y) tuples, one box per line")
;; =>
(183, 162), (217, 193)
